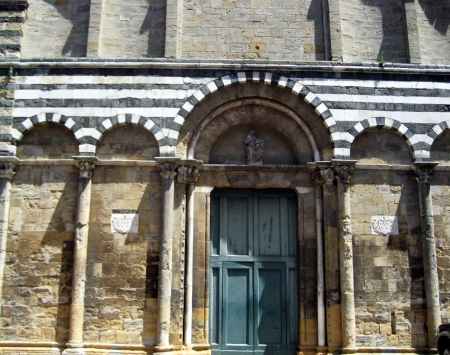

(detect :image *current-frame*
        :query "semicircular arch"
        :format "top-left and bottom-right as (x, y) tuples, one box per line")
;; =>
(188, 97), (321, 163)
(169, 71), (338, 159)
(90, 115), (165, 156)
(345, 117), (425, 161)
(429, 120), (450, 163)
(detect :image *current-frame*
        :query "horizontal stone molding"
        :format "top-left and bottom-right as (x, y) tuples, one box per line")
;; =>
(1, 60), (450, 74)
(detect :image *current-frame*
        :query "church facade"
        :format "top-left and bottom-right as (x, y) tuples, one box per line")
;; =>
(0, 0), (449, 355)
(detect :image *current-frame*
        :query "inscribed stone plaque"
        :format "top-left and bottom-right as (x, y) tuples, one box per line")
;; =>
(111, 209), (139, 234)
(371, 216), (398, 235)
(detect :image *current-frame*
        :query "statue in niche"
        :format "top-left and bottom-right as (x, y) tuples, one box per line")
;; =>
(245, 130), (264, 166)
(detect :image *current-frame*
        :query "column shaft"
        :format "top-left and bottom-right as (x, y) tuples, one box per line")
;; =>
(335, 164), (356, 349)
(309, 164), (334, 348)
(0, 161), (15, 308)
(315, 184), (326, 347)
(156, 161), (178, 349)
(184, 183), (195, 345)
(67, 159), (96, 346)
(413, 163), (441, 347)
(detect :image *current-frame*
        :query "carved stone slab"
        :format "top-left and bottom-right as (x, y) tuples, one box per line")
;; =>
(111, 209), (139, 234)
(371, 216), (398, 235)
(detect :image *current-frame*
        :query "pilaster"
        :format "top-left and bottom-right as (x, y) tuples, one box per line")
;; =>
(404, 0), (422, 63)
(86, 0), (104, 57)
(165, 0), (183, 58)
(327, 0), (344, 61)
(411, 162), (441, 348)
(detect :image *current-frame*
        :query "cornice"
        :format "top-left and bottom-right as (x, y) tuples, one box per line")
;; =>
(0, 59), (449, 75)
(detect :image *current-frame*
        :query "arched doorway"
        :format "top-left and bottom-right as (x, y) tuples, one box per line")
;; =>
(180, 79), (331, 353)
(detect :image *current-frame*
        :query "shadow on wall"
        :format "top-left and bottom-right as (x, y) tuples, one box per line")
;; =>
(359, 0), (408, 63)
(44, 0), (166, 57)
(140, 0), (166, 57)
(418, 0), (450, 35)
(43, 0), (90, 56)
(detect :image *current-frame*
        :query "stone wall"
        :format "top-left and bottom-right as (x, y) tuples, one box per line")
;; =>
(415, 0), (450, 64)
(182, 0), (324, 60)
(22, 0), (90, 58)
(352, 170), (426, 348)
(6, 0), (448, 63)
(1, 165), (77, 343)
(432, 173), (450, 323)
(340, 0), (408, 63)
(84, 165), (161, 345)
(99, 0), (166, 58)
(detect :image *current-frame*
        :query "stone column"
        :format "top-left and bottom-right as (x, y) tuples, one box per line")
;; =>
(310, 163), (335, 347)
(155, 157), (180, 351)
(333, 161), (357, 349)
(412, 162), (441, 348)
(65, 157), (97, 352)
(178, 160), (202, 346)
(0, 159), (17, 308)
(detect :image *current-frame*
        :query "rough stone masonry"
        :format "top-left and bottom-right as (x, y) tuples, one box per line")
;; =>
(0, 0), (448, 355)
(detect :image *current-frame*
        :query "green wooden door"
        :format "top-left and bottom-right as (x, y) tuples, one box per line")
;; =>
(210, 189), (298, 355)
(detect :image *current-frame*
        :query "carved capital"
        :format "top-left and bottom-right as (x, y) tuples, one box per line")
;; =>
(310, 167), (335, 185)
(156, 158), (180, 181)
(0, 161), (16, 179)
(159, 167), (177, 180)
(411, 162), (439, 184)
(76, 161), (96, 179)
(177, 160), (203, 184)
(334, 165), (354, 184)
(332, 160), (357, 184)
(73, 157), (98, 179)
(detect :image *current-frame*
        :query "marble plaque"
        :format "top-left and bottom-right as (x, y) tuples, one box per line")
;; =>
(371, 216), (398, 235)
(111, 210), (139, 234)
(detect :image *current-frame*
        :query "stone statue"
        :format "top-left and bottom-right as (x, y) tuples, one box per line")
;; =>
(245, 130), (264, 165)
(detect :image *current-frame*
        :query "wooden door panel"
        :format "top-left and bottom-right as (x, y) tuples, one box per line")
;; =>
(210, 189), (298, 355)
(255, 197), (282, 256)
(255, 265), (285, 346)
(226, 196), (249, 256)
(223, 264), (253, 347)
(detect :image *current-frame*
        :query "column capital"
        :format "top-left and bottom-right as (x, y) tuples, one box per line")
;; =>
(0, 157), (18, 180)
(156, 157), (180, 180)
(332, 160), (357, 184)
(177, 159), (203, 184)
(308, 162), (334, 185)
(73, 156), (98, 179)
(411, 162), (439, 184)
